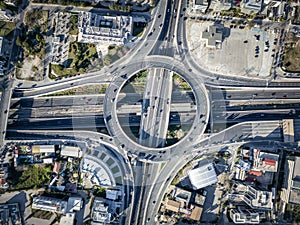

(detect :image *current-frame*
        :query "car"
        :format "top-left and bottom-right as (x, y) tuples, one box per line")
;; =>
(158, 14), (161, 18)
(282, 95), (287, 98)
(70, 83), (74, 86)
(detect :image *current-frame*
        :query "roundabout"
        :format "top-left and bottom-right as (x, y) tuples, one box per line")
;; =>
(103, 55), (210, 160)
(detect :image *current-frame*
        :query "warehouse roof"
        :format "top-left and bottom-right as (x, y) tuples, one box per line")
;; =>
(188, 163), (218, 190)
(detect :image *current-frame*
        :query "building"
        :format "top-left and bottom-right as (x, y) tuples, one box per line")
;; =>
(262, 0), (286, 18)
(0, 37), (6, 76)
(240, 0), (262, 14)
(0, 37), (4, 57)
(60, 212), (75, 225)
(61, 145), (82, 158)
(188, 163), (218, 190)
(174, 186), (192, 205)
(78, 11), (133, 45)
(230, 208), (261, 224)
(32, 195), (82, 225)
(201, 25), (223, 49)
(0, 163), (9, 189)
(32, 196), (68, 214)
(283, 119), (294, 143)
(67, 197), (82, 212)
(231, 184), (274, 210)
(51, 12), (71, 65)
(0, 203), (22, 225)
(32, 145), (55, 154)
(188, 205), (203, 221)
(192, 0), (209, 12)
(285, 156), (300, 205)
(0, 10), (11, 21)
(252, 149), (278, 173)
(194, 193), (206, 206)
(106, 189), (120, 200)
(165, 199), (180, 213)
(209, 0), (231, 12)
(91, 197), (112, 224)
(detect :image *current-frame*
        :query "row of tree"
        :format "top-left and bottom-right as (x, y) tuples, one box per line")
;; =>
(108, 3), (132, 12)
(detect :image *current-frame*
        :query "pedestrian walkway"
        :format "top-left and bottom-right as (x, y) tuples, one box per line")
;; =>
(82, 146), (124, 187)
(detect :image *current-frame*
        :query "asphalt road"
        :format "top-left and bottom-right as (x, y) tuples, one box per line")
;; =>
(139, 68), (173, 148)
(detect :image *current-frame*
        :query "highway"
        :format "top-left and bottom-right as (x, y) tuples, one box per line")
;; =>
(7, 113), (196, 130)
(139, 69), (173, 148)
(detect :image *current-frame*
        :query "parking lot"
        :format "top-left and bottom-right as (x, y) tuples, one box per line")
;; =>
(187, 21), (276, 78)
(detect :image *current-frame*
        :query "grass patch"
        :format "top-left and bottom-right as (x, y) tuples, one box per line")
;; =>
(166, 124), (191, 147)
(111, 166), (120, 174)
(8, 164), (52, 190)
(93, 186), (106, 197)
(115, 176), (122, 185)
(45, 84), (108, 96)
(25, 10), (48, 30)
(106, 158), (114, 167)
(0, 21), (15, 36)
(50, 42), (101, 78)
(16, 10), (48, 60)
(69, 14), (78, 35)
(282, 33), (300, 72)
(173, 74), (192, 91)
(99, 153), (106, 160)
(133, 22), (147, 37)
(120, 70), (148, 93)
(103, 45), (129, 66)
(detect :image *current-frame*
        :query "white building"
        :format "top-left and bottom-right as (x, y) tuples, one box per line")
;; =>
(32, 195), (82, 224)
(193, 0), (209, 12)
(0, 37), (5, 76)
(201, 25), (223, 49)
(67, 197), (83, 212)
(51, 12), (71, 65)
(209, 0), (231, 11)
(240, 0), (263, 14)
(91, 198), (112, 224)
(230, 184), (274, 210)
(61, 145), (82, 158)
(188, 163), (218, 190)
(32, 145), (55, 154)
(32, 196), (68, 214)
(285, 156), (300, 205)
(78, 11), (133, 45)
(60, 213), (75, 225)
(106, 189), (119, 200)
(230, 208), (261, 224)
